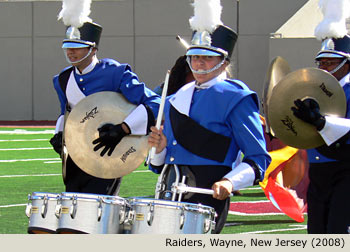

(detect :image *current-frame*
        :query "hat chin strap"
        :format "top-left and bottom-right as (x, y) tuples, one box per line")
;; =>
(329, 58), (348, 74)
(64, 47), (94, 65)
(186, 56), (226, 75)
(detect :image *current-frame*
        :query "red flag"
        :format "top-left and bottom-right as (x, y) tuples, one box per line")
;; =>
(260, 116), (309, 222)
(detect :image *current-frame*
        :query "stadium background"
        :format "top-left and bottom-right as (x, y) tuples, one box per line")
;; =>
(0, 0), (319, 121)
(0, 0), (324, 234)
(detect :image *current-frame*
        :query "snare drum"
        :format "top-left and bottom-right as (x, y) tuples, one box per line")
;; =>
(26, 192), (60, 234)
(56, 192), (128, 234)
(124, 198), (215, 234)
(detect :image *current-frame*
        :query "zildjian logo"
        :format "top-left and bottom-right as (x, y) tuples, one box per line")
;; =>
(319, 82), (333, 97)
(121, 147), (136, 163)
(281, 115), (297, 136)
(80, 107), (98, 123)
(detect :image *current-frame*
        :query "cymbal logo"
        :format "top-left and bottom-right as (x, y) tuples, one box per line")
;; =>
(281, 116), (297, 136)
(80, 107), (99, 123)
(319, 83), (333, 97)
(121, 146), (136, 163)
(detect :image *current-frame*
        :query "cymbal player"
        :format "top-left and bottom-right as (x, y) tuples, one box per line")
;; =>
(49, 0), (160, 195)
(290, 0), (350, 233)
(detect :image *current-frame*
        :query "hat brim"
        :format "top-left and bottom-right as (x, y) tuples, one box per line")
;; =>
(186, 48), (221, 57)
(315, 52), (345, 59)
(62, 42), (90, 49)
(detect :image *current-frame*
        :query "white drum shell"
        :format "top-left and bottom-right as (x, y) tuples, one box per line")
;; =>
(26, 192), (60, 234)
(124, 198), (215, 234)
(57, 193), (128, 234)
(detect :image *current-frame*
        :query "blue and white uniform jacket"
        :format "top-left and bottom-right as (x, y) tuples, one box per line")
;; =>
(150, 75), (271, 190)
(53, 57), (160, 135)
(307, 73), (350, 164)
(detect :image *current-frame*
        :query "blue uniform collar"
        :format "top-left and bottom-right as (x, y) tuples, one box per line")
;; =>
(170, 72), (228, 116)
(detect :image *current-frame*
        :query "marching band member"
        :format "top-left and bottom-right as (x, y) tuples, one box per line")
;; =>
(290, 0), (350, 233)
(50, 0), (160, 195)
(148, 0), (270, 233)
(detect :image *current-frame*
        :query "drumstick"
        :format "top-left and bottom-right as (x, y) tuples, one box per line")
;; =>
(148, 70), (170, 162)
(176, 35), (189, 49)
(174, 185), (234, 197)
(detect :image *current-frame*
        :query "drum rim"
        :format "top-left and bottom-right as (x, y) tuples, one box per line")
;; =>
(29, 192), (60, 200)
(60, 193), (127, 205)
(128, 197), (214, 214)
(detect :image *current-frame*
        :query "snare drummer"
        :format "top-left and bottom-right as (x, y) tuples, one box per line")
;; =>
(50, 2), (160, 195)
(148, 0), (270, 233)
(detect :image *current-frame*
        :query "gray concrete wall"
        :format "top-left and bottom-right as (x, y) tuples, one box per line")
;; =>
(0, 0), (311, 120)
(237, 0), (308, 101)
(269, 38), (321, 72)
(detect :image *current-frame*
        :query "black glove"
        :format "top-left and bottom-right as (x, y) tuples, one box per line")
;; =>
(92, 123), (130, 157)
(291, 98), (326, 131)
(50, 132), (63, 155)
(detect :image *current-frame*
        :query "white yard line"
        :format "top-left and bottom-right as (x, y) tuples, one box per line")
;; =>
(0, 174), (61, 178)
(0, 170), (150, 178)
(0, 203), (27, 208)
(0, 139), (49, 142)
(0, 158), (60, 163)
(0, 147), (52, 151)
(228, 210), (286, 216)
(0, 130), (54, 135)
(239, 225), (307, 234)
(230, 200), (270, 203)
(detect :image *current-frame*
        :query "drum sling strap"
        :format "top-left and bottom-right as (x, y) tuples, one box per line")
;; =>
(58, 67), (74, 95)
(58, 67), (74, 183)
(58, 67), (74, 112)
(169, 105), (231, 163)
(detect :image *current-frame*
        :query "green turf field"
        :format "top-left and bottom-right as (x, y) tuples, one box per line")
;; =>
(0, 127), (307, 234)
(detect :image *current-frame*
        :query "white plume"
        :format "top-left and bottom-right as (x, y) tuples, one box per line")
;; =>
(315, 0), (350, 40)
(58, 0), (92, 28)
(189, 0), (223, 32)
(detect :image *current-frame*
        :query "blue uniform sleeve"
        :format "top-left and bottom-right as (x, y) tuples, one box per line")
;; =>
(53, 75), (67, 116)
(116, 64), (160, 118)
(227, 94), (271, 180)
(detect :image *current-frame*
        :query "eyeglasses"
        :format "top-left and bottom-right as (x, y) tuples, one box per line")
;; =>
(315, 60), (342, 68)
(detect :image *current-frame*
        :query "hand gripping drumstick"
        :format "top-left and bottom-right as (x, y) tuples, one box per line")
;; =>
(148, 70), (170, 162)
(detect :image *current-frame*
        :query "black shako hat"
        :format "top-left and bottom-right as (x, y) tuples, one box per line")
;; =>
(62, 22), (102, 49)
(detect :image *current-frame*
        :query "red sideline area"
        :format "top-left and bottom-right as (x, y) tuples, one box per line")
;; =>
(230, 201), (307, 214)
(0, 121), (55, 128)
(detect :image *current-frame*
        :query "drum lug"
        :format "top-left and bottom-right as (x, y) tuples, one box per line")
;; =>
(179, 206), (185, 230)
(41, 195), (48, 218)
(97, 198), (102, 222)
(55, 195), (62, 219)
(70, 195), (77, 219)
(25, 203), (32, 218)
(119, 204), (126, 225)
(147, 202), (154, 226)
(126, 209), (135, 225)
(204, 218), (211, 233)
(55, 204), (61, 219)
(25, 194), (32, 218)
(204, 210), (216, 233)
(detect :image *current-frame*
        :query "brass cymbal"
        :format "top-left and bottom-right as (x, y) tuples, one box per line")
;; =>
(262, 56), (291, 134)
(268, 67), (346, 149)
(64, 91), (149, 179)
